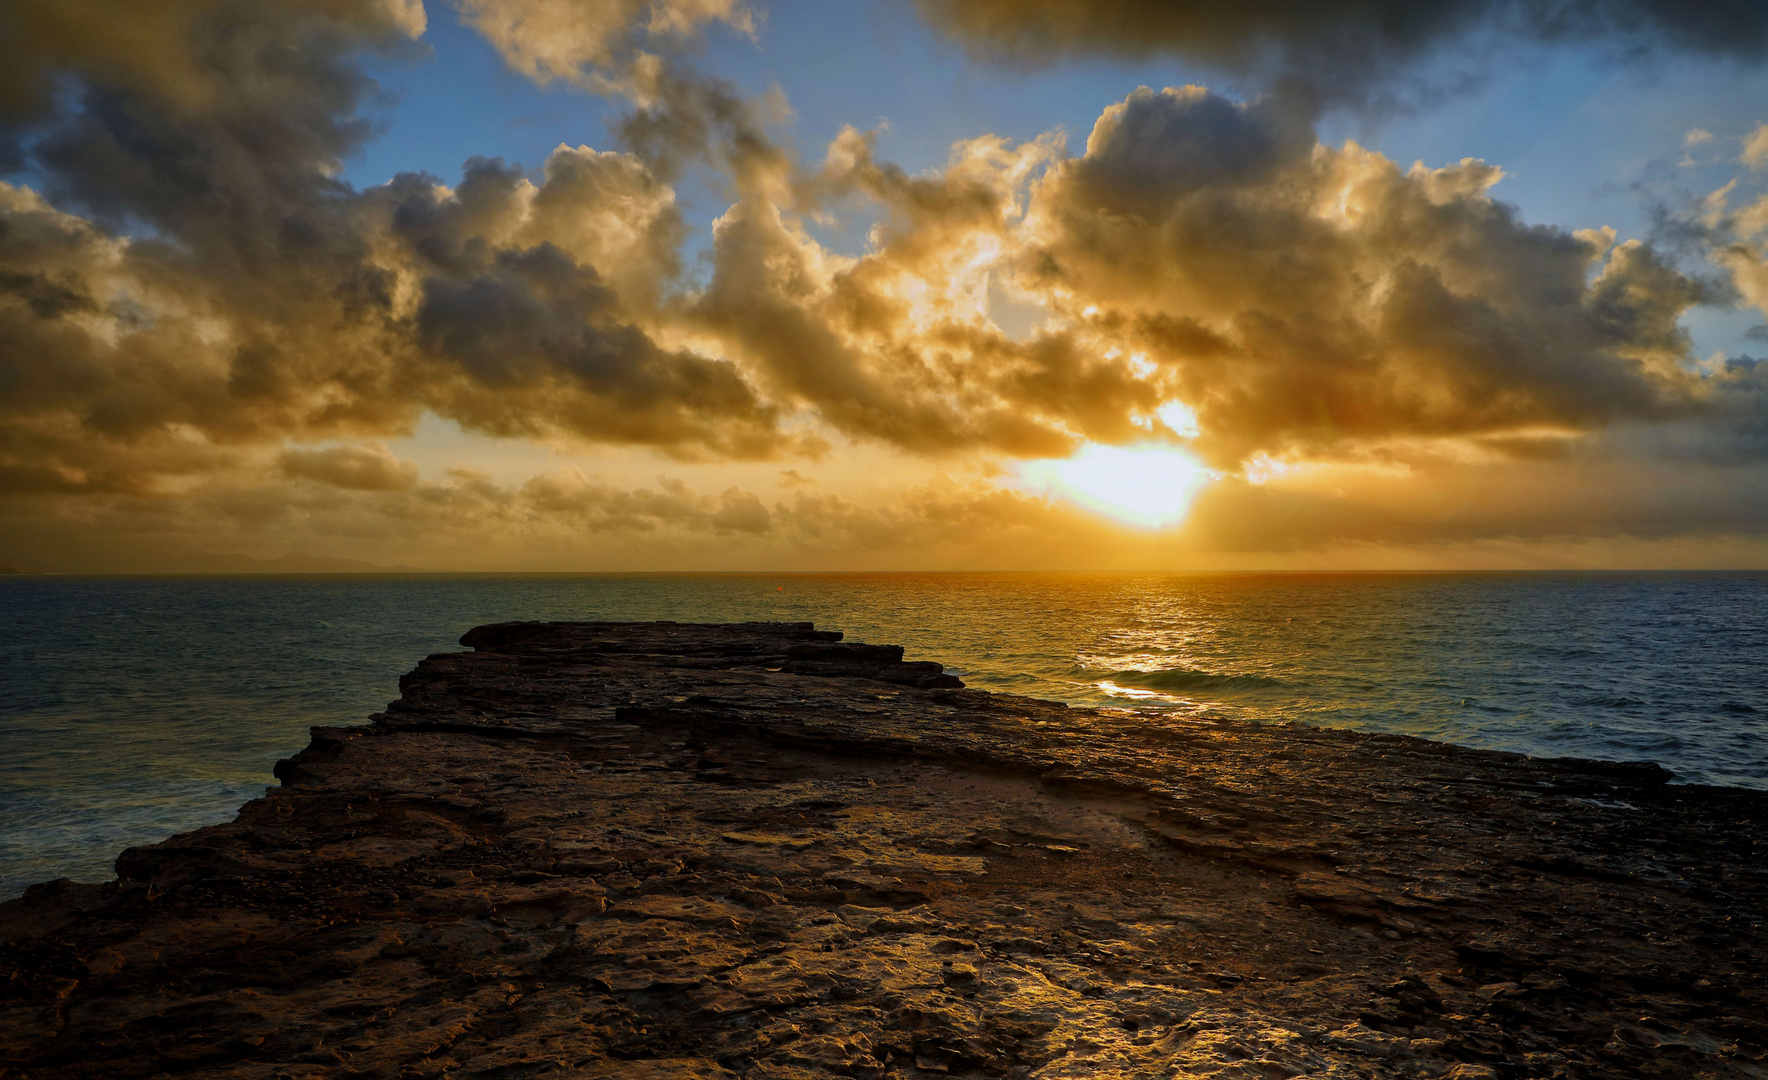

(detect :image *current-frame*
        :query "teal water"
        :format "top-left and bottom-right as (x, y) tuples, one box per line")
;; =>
(3, 572), (1765, 899)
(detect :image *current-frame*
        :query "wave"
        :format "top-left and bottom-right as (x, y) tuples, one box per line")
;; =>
(1095, 666), (1292, 694)
(1569, 694), (1651, 709)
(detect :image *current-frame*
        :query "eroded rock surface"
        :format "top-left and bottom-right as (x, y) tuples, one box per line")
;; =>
(3, 620), (1765, 1079)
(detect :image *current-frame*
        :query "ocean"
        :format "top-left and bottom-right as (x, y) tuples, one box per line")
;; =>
(3, 572), (1764, 899)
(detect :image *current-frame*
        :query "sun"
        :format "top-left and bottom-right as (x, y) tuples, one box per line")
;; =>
(1018, 443), (1214, 528)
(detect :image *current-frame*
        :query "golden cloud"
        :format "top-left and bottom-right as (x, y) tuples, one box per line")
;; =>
(2, 0), (1767, 569)
(456, 0), (752, 92)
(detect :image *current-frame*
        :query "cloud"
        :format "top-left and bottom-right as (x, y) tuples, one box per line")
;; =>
(1690, 155), (1768, 376)
(16, 446), (1767, 573)
(410, 234), (782, 452)
(916, 0), (1768, 106)
(1012, 85), (1713, 465)
(456, 0), (786, 192)
(1179, 446), (1768, 555)
(0, 0), (818, 502)
(520, 470), (771, 533)
(456, 0), (751, 92)
(6, 2), (1721, 492)
(3, 0), (1767, 568)
(769, 479), (1080, 555)
(1745, 123), (1768, 171)
(691, 125), (1172, 458)
(0, 0), (432, 499)
(279, 442), (418, 490)
(0, 0), (425, 120)
(672, 85), (1721, 468)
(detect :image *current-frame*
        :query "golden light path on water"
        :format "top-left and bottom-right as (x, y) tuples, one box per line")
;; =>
(1017, 443), (1215, 528)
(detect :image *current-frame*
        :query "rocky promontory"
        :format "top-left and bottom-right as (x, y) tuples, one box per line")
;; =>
(3, 620), (1765, 1079)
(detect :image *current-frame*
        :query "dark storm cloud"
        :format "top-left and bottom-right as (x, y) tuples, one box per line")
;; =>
(0, 268), (99, 319)
(0, 0), (426, 120)
(0, 0), (805, 502)
(614, 58), (788, 186)
(918, 0), (1768, 105)
(415, 240), (783, 450)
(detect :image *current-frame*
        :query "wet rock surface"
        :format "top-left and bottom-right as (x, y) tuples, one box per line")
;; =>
(3, 620), (1765, 1079)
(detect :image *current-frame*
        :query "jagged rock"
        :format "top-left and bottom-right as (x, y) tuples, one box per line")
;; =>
(1, 620), (1765, 1079)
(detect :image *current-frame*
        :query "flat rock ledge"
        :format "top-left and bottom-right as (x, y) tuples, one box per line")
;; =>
(3, 621), (1766, 1080)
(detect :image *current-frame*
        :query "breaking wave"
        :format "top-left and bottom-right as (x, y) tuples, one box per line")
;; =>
(1091, 666), (1292, 694)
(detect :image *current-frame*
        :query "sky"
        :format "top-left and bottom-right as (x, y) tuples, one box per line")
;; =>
(3, 0), (1768, 572)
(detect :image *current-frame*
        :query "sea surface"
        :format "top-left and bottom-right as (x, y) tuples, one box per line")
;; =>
(3, 572), (1766, 899)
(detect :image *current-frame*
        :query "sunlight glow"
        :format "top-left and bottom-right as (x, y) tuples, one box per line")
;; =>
(1156, 401), (1199, 437)
(1019, 443), (1214, 528)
